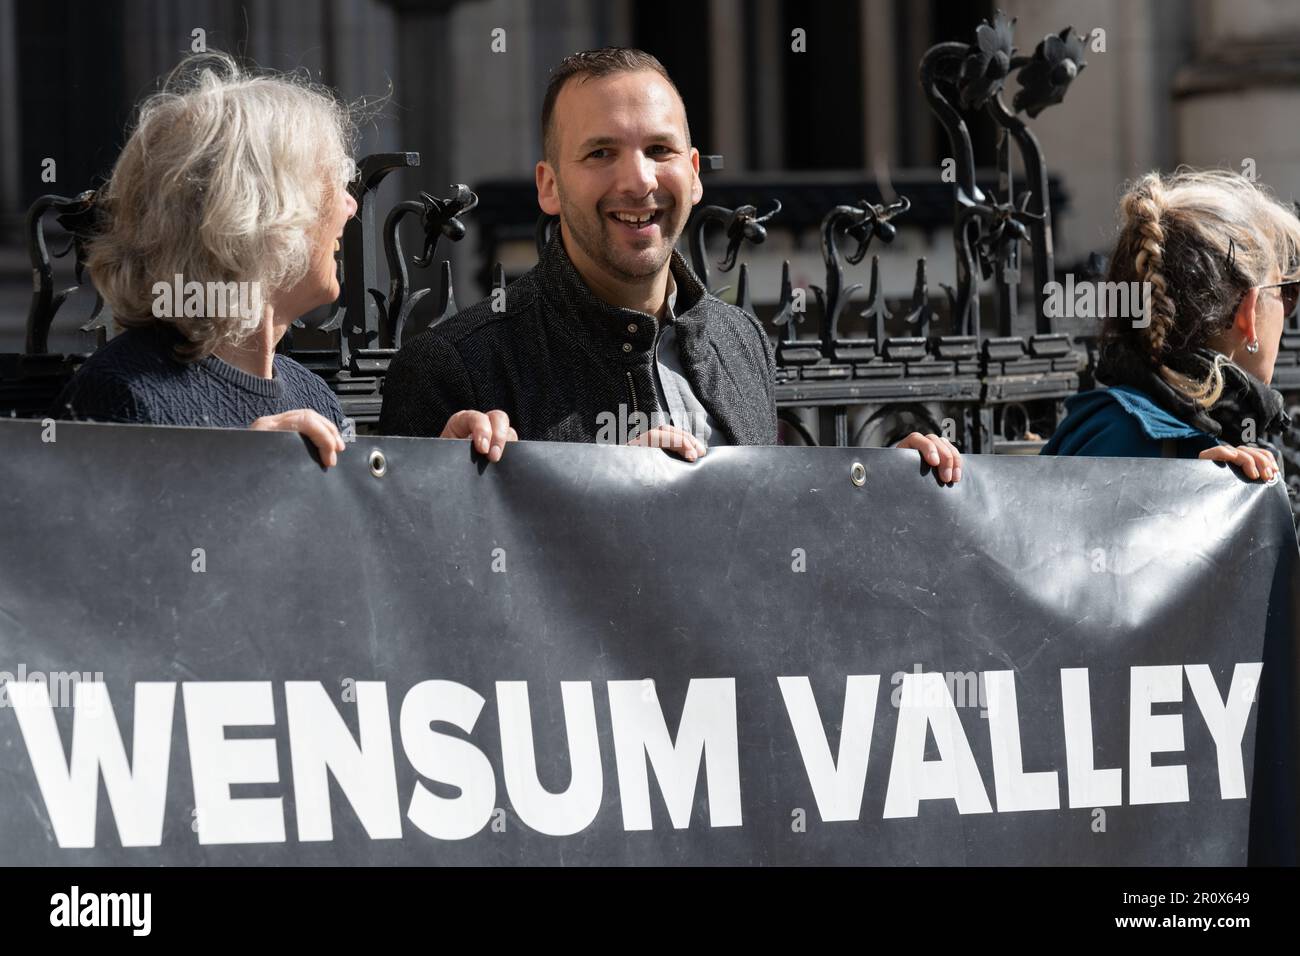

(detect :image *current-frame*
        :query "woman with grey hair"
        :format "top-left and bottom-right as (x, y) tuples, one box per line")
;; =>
(53, 52), (357, 467)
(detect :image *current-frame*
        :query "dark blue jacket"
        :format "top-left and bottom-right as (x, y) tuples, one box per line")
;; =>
(1040, 385), (1221, 459)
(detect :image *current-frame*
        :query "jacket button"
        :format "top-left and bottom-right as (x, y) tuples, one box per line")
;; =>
(622, 342), (633, 353)
(627, 323), (638, 334)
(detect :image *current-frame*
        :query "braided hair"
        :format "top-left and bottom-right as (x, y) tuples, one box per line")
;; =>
(1102, 168), (1300, 406)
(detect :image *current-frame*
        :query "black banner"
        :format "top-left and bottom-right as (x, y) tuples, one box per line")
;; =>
(0, 419), (1296, 865)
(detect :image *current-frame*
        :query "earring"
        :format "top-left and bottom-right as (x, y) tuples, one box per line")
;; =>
(1246, 339), (1260, 354)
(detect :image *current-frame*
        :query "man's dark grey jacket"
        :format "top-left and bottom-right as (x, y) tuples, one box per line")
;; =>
(379, 232), (778, 444)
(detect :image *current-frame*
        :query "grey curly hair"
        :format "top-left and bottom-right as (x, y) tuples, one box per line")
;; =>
(86, 51), (358, 361)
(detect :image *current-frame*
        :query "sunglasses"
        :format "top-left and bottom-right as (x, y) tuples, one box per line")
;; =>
(1257, 279), (1300, 317)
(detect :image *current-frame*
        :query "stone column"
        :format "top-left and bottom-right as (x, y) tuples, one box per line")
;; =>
(1009, 0), (1189, 263)
(0, 0), (20, 236)
(710, 0), (746, 171)
(1176, 0), (1300, 200)
(860, 0), (895, 170)
(750, 0), (784, 171)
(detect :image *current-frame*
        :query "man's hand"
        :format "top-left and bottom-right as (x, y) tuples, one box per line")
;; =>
(1199, 444), (1278, 482)
(441, 409), (518, 463)
(627, 425), (708, 462)
(250, 409), (346, 468)
(895, 431), (963, 484)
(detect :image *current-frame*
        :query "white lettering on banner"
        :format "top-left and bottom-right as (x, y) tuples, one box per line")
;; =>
(1129, 665), (1190, 805)
(399, 679), (497, 840)
(7, 681), (174, 848)
(497, 680), (603, 836)
(882, 672), (993, 817)
(777, 675), (880, 822)
(984, 670), (1060, 812)
(4, 665), (1260, 847)
(1061, 668), (1123, 808)
(285, 680), (402, 841)
(1184, 664), (1261, 800)
(183, 682), (285, 845)
(608, 678), (743, 829)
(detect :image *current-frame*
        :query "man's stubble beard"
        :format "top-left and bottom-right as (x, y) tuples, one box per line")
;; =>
(558, 190), (682, 282)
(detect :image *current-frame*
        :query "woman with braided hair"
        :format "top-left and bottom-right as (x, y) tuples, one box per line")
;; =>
(1042, 168), (1300, 481)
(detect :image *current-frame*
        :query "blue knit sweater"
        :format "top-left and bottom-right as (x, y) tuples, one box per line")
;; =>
(51, 324), (345, 429)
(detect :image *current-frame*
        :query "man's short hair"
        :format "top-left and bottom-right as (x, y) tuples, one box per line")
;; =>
(541, 47), (690, 162)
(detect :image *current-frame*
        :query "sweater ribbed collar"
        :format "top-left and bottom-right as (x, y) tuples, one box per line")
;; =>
(152, 322), (284, 398)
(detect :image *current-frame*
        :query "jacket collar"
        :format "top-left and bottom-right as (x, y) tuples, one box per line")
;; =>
(536, 230), (707, 362)
(1065, 386), (1206, 441)
(1096, 343), (1290, 440)
(535, 229), (752, 444)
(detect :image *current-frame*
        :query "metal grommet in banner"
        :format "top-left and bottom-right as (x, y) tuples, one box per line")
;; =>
(850, 461), (866, 486)
(1266, 469), (1281, 487)
(368, 449), (387, 478)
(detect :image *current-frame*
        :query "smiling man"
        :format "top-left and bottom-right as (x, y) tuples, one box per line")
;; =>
(381, 48), (774, 460)
(380, 48), (961, 480)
